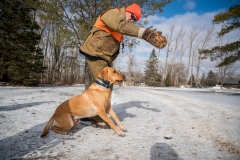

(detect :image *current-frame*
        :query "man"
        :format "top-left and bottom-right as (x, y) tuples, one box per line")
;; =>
(80, 3), (167, 128)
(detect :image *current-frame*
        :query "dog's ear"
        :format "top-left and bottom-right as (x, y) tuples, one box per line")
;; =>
(98, 67), (108, 80)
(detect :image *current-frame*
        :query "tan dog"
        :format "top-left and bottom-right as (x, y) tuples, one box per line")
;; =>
(41, 67), (126, 137)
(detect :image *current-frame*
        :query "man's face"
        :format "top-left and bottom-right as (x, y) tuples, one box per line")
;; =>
(126, 11), (137, 23)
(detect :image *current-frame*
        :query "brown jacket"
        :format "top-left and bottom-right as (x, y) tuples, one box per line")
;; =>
(80, 7), (144, 63)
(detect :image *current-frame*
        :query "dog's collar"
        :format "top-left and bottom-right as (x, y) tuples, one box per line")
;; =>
(95, 77), (112, 89)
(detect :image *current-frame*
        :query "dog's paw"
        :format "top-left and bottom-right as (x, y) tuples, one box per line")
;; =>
(119, 133), (125, 137)
(118, 131), (125, 137)
(120, 127), (127, 132)
(119, 125), (127, 132)
(122, 128), (127, 132)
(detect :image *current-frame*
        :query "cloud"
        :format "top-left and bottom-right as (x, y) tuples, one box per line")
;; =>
(183, 0), (196, 10)
(147, 11), (218, 31)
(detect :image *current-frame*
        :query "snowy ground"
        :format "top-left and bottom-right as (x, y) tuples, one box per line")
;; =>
(0, 85), (239, 160)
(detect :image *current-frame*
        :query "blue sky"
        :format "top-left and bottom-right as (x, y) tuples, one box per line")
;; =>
(161, 0), (239, 18)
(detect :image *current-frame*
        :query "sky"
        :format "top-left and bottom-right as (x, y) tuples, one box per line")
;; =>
(115, 0), (240, 77)
(160, 0), (239, 18)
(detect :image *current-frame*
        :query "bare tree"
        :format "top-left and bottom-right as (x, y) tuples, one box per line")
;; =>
(186, 26), (200, 86)
(196, 26), (214, 83)
(163, 25), (174, 86)
(174, 28), (188, 86)
(170, 26), (184, 86)
(190, 32), (201, 86)
(123, 36), (140, 85)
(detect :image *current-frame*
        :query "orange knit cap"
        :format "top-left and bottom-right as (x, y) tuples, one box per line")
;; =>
(125, 4), (142, 21)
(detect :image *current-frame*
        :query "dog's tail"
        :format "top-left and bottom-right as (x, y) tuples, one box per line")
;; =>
(41, 116), (54, 137)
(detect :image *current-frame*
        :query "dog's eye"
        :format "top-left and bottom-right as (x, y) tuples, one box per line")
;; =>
(113, 70), (116, 73)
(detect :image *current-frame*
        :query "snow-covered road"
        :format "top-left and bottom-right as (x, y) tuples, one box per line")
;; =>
(0, 85), (239, 159)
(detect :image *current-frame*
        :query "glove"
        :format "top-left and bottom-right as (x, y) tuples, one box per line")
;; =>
(142, 29), (167, 49)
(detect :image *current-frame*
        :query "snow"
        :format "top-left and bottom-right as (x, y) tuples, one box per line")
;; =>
(0, 85), (239, 159)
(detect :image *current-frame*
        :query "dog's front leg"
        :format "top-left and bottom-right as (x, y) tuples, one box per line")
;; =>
(108, 107), (127, 132)
(97, 110), (125, 137)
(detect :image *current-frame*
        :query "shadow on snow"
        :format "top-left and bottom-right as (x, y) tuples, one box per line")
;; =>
(0, 101), (55, 111)
(150, 143), (184, 160)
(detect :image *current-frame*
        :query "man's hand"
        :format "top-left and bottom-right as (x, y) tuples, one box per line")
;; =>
(142, 29), (167, 49)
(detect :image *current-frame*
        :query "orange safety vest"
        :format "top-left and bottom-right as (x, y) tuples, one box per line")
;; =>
(94, 8), (123, 42)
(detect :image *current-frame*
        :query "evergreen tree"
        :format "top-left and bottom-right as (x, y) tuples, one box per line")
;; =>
(164, 73), (171, 87)
(0, 0), (45, 85)
(201, 4), (240, 67)
(205, 70), (217, 87)
(200, 73), (206, 86)
(144, 49), (161, 86)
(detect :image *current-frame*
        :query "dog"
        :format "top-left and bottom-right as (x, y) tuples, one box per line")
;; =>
(41, 67), (127, 137)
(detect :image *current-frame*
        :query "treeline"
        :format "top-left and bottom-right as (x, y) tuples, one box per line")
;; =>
(0, 0), (171, 86)
(0, 1), (239, 87)
(142, 49), (225, 88)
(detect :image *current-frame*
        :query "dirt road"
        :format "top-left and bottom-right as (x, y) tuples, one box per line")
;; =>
(0, 86), (239, 159)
